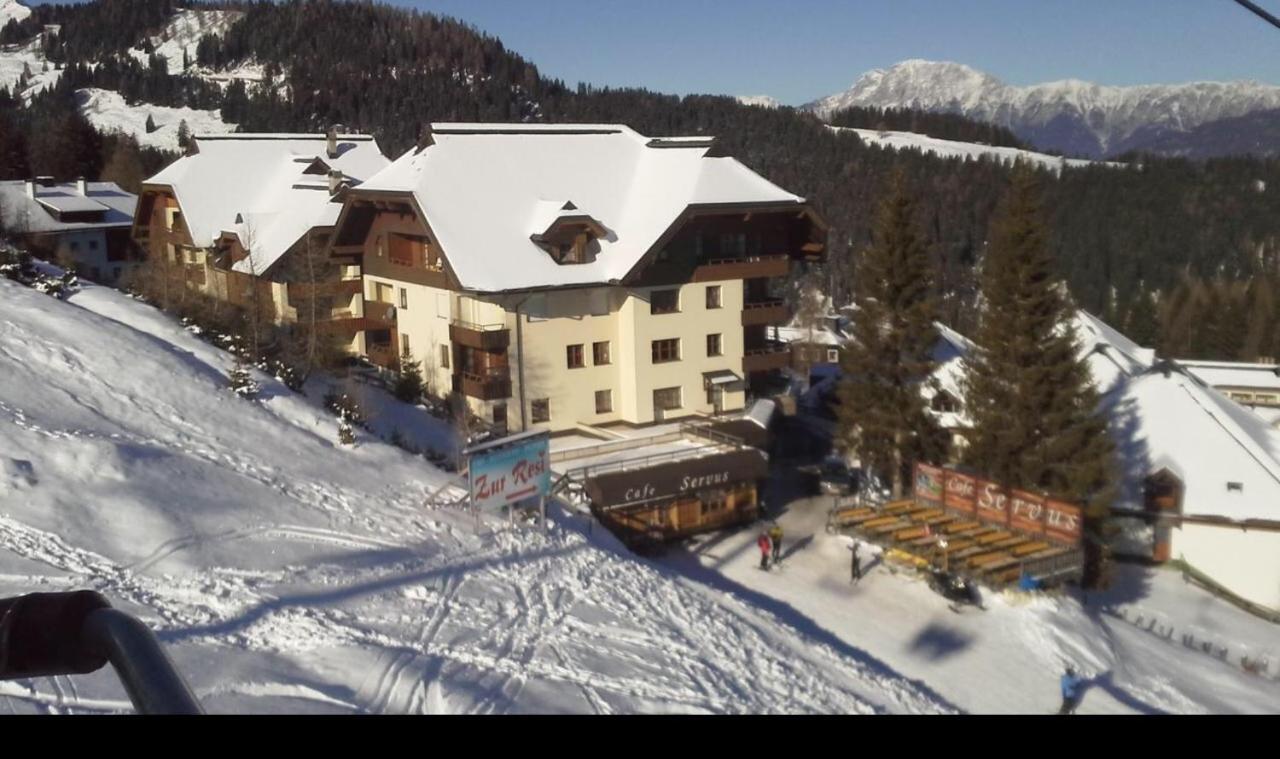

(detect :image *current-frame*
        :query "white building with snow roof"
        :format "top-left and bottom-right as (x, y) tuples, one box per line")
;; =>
(327, 123), (826, 433)
(132, 129), (391, 344)
(0, 178), (139, 284)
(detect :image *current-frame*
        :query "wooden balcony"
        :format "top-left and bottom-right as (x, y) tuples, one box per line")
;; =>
(452, 371), (512, 401)
(741, 299), (789, 326)
(287, 278), (363, 300)
(692, 254), (789, 283)
(367, 343), (398, 370)
(449, 320), (510, 351)
(742, 344), (791, 373)
(363, 299), (397, 329)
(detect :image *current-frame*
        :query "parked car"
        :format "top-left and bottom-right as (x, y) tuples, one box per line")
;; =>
(818, 458), (857, 495)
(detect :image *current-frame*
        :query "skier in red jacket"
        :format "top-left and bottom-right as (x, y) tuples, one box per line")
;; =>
(757, 532), (772, 571)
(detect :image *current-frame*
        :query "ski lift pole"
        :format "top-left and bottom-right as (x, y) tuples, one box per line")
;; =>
(0, 591), (203, 714)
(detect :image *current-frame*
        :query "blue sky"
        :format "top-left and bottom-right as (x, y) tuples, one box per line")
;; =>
(28, 0), (1280, 103)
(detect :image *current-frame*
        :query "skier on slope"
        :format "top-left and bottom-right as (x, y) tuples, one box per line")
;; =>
(850, 542), (862, 584)
(757, 532), (772, 571)
(1059, 666), (1084, 714)
(768, 523), (784, 566)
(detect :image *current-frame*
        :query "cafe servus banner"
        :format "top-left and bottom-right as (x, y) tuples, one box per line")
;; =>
(913, 462), (1083, 545)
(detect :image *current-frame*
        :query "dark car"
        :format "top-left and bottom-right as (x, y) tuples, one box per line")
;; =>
(818, 459), (857, 495)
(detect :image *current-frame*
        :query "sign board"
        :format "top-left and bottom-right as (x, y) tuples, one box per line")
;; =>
(944, 471), (976, 513)
(1045, 499), (1083, 544)
(974, 479), (1009, 526)
(911, 463), (1085, 546)
(466, 431), (551, 514)
(1009, 489), (1046, 535)
(914, 464), (945, 504)
(585, 449), (768, 508)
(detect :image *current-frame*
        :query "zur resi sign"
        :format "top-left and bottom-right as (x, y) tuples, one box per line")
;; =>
(465, 431), (551, 514)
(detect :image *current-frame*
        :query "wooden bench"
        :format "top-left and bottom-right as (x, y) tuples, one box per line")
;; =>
(830, 507), (876, 527)
(867, 519), (914, 536)
(908, 508), (946, 522)
(976, 530), (1014, 545)
(883, 500), (917, 515)
(1011, 541), (1051, 558)
(968, 550), (1015, 569)
(944, 520), (983, 534)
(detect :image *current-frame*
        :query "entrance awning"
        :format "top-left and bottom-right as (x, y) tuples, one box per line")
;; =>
(703, 370), (743, 389)
(585, 449), (769, 509)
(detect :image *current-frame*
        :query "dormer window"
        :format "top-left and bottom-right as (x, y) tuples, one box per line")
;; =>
(530, 201), (606, 265)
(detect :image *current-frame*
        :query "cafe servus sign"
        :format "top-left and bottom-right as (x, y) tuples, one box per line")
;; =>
(585, 449), (770, 508)
(914, 463), (1083, 545)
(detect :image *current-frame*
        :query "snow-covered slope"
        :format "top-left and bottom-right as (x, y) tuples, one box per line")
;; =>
(832, 126), (1109, 173)
(0, 0), (30, 26)
(0, 35), (62, 101)
(0, 278), (950, 714)
(126, 8), (242, 76)
(75, 88), (236, 152)
(809, 59), (1280, 158)
(736, 95), (780, 109)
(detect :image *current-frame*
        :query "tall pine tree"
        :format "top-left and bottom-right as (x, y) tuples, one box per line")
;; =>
(837, 171), (945, 497)
(962, 164), (1116, 585)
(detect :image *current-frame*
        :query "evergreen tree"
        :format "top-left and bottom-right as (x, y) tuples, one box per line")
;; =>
(1125, 287), (1160, 347)
(961, 164), (1115, 585)
(393, 349), (425, 403)
(144, 113), (157, 134)
(229, 351), (260, 399)
(837, 171), (945, 497)
(176, 119), (190, 149)
(100, 134), (146, 194)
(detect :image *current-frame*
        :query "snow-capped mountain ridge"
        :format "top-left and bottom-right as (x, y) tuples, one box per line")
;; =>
(0, 0), (31, 27)
(808, 59), (1280, 157)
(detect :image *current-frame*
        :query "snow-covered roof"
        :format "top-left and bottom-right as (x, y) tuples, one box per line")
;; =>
(1177, 360), (1280, 392)
(1110, 366), (1280, 521)
(144, 133), (390, 274)
(0, 180), (135, 234)
(352, 123), (807, 292)
(1072, 310), (1156, 392)
(777, 324), (844, 346)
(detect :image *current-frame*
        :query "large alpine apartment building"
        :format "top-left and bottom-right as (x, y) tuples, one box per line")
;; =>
(131, 129), (391, 344)
(328, 123), (826, 434)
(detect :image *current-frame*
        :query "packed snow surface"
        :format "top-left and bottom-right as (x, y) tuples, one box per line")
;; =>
(75, 88), (237, 152)
(0, 278), (952, 714)
(0, 35), (61, 101)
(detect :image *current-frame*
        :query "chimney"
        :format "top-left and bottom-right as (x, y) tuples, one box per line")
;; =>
(327, 169), (344, 195)
(76, 177), (88, 196)
(326, 124), (344, 159)
(24, 180), (34, 199)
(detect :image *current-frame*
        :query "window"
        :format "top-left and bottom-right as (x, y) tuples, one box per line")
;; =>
(650, 289), (680, 315)
(595, 389), (613, 414)
(400, 333), (410, 355)
(70, 241), (79, 252)
(652, 338), (681, 363)
(706, 285), (721, 309)
(827, 348), (840, 363)
(706, 333), (722, 357)
(654, 386), (682, 411)
(531, 399), (551, 424)
(593, 341), (611, 366)
(375, 282), (394, 304)
(566, 344), (585, 369)
(440, 344), (450, 369)
(88, 240), (99, 251)
(399, 288), (408, 310)
(493, 403), (507, 427)
(701, 489), (729, 517)
(112, 267), (121, 280)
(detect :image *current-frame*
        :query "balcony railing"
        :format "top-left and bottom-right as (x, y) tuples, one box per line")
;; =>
(449, 320), (510, 351)
(692, 254), (789, 282)
(742, 343), (791, 373)
(367, 343), (398, 370)
(363, 299), (397, 329)
(453, 370), (512, 401)
(741, 298), (789, 326)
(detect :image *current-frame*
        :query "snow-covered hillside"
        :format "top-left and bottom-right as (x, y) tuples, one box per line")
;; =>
(0, 35), (62, 101)
(0, 0), (29, 26)
(832, 126), (1109, 173)
(126, 8), (242, 76)
(0, 277), (950, 714)
(736, 95), (780, 109)
(808, 59), (1280, 158)
(76, 88), (236, 152)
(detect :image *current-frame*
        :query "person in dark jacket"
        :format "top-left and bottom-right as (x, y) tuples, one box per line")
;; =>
(1059, 667), (1083, 714)
(757, 532), (772, 571)
(850, 542), (862, 584)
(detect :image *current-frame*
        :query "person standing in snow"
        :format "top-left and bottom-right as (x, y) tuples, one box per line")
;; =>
(850, 542), (862, 584)
(768, 523), (784, 565)
(1059, 666), (1083, 714)
(757, 532), (772, 571)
